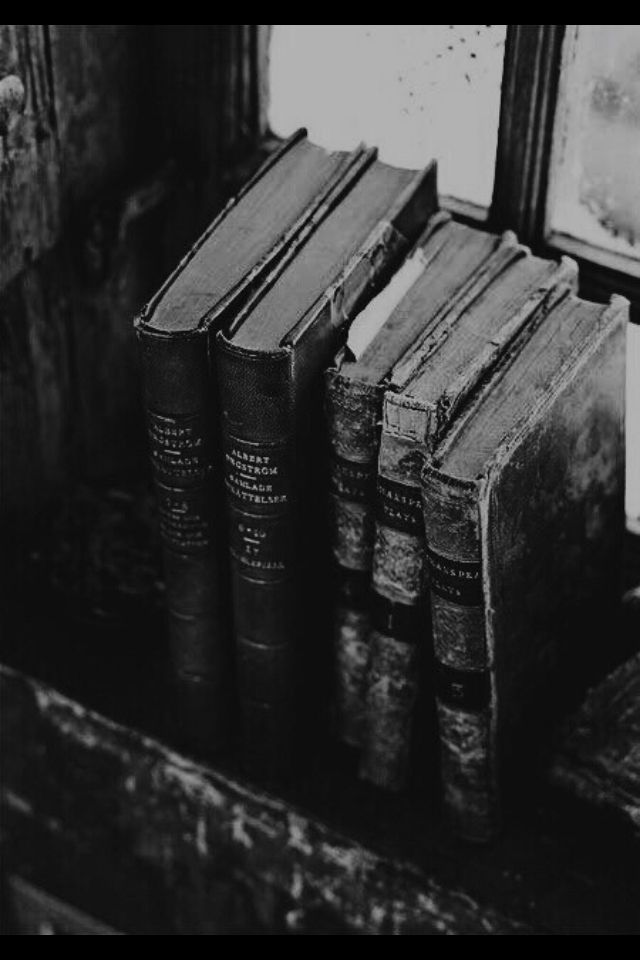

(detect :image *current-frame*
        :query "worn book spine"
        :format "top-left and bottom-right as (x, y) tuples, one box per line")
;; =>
(360, 258), (579, 790)
(365, 567), (428, 790)
(138, 328), (233, 748)
(361, 452), (429, 789)
(359, 410), (458, 789)
(325, 229), (517, 750)
(420, 469), (495, 841)
(358, 243), (523, 787)
(325, 376), (382, 745)
(331, 569), (373, 747)
(215, 342), (296, 778)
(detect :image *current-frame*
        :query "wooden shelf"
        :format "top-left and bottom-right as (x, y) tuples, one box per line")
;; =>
(1, 482), (639, 935)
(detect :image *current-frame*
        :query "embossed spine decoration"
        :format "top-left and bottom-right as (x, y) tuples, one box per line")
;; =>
(361, 424), (429, 790)
(325, 373), (382, 745)
(421, 468), (496, 842)
(137, 328), (232, 746)
(216, 341), (296, 778)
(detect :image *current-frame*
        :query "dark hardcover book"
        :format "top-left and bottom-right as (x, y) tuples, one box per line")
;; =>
(216, 154), (438, 779)
(135, 130), (367, 750)
(360, 249), (578, 791)
(422, 294), (627, 841)
(324, 217), (515, 748)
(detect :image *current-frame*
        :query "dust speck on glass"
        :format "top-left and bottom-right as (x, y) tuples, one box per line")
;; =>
(268, 25), (506, 209)
(549, 25), (640, 266)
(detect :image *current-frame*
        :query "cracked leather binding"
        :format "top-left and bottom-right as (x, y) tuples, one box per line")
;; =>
(136, 131), (369, 750)
(217, 155), (438, 779)
(422, 294), (627, 841)
(360, 250), (579, 791)
(325, 217), (513, 748)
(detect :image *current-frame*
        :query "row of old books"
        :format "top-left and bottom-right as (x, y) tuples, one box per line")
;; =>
(136, 130), (627, 842)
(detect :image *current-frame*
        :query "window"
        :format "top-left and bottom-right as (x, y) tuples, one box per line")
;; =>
(547, 25), (640, 278)
(268, 24), (640, 530)
(546, 26), (640, 530)
(269, 25), (506, 214)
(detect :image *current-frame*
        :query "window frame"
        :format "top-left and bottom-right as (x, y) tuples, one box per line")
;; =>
(487, 24), (640, 320)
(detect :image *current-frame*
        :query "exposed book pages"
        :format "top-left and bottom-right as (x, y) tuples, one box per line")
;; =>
(324, 216), (514, 748)
(550, 651), (640, 839)
(135, 131), (368, 751)
(360, 250), (579, 791)
(343, 224), (442, 361)
(216, 154), (438, 779)
(422, 294), (627, 841)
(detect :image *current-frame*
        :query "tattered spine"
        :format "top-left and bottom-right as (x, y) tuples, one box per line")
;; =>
(360, 254), (579, 790)
(420, 469), (495, 839)
(422, 294), (627, 841)
(325, 218), (512, 749)
(325, 377), (381, 745)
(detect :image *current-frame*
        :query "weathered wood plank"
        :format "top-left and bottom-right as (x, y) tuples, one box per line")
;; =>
(490, 25), (565, 245)
(49, 25), (156, 209)
(0, 191), (165, 519)
(64, 171), (169, 479)
(0, 24), (60, 289)
(1, 25), (271, 516)
(0, 663), (534, 935)
(0, 272), (45, 519)
(0, 24), (158, 289)
(0, 249), (73, 519)
(1, 25), (160, 513)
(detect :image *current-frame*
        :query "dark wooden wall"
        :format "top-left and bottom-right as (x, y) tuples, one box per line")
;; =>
(0, 25), (269, 528)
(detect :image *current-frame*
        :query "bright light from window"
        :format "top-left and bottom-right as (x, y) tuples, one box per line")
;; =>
(545, 26), (640, 530)
(268, 25), (506, 210)
(548, 25), (640, 275)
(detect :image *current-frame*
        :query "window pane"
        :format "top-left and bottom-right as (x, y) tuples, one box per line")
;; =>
(268, 25), (506, 210)
(548, 25), (640, 272)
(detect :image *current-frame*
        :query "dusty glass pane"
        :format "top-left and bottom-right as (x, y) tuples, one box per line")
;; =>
(268, 25), (506, 209)
(549, 25), (640, 269)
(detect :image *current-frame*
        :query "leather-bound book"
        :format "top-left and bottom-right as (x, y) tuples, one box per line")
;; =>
(422, 294), (627, 841)
(216, 154), (438, 779)
(136, 131), (368, 751)
(324, 216), (513, 748)
(361, 249), (578, 791)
